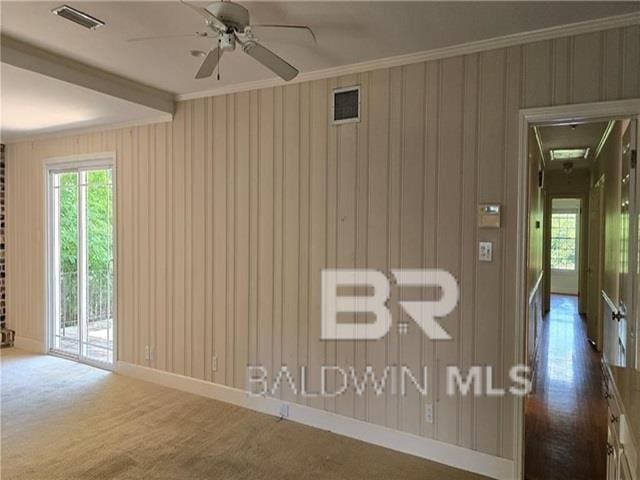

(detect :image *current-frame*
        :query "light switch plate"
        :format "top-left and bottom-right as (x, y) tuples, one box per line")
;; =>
(479, 241), (493, 262)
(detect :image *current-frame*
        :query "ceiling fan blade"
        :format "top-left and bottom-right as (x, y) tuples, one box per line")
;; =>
(247, 25), (317, 44)
(242, 41), (298, 81)
(127, 33), (207, 42)
(195, 47), (223, 79)
(180, 0), (227, 32)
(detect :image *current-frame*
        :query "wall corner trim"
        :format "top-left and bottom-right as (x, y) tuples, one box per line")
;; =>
(116, 360), (514, 480)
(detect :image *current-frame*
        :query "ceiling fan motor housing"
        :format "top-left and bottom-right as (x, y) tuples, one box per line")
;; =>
(206, 2), (250, 32)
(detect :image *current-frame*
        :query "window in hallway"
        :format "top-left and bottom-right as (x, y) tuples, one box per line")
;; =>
(551, 212), (578, 270)
(550, 198), (581, 296)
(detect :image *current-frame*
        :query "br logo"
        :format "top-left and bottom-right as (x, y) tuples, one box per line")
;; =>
(321, 269), (459, 341)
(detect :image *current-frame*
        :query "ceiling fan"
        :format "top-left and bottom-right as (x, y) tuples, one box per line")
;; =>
(127, 1), (316, 82)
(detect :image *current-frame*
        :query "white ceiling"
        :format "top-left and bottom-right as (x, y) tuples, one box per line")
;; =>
(538, 121), (610, 171)
(2, 1), (639, 96)
(1, 63), (168, 141)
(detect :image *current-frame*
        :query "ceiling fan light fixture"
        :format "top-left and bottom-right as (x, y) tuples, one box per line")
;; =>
(51, 5), (105, 30)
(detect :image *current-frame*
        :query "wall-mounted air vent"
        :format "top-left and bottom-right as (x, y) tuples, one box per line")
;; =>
(52, 5), (105, 30)
(332, 86), (360, 125)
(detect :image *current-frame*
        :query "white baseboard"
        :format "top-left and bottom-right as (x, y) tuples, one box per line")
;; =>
(116, 361), (514, 480)
(13, 336), (45, 353)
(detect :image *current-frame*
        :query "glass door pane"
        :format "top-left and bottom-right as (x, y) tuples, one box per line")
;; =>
(52, 172), (80, 356)
(49, 164), (115, 367)
(81, 169), (114, 364)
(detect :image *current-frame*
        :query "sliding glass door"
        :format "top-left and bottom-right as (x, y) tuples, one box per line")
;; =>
(48, 161), (115, 368)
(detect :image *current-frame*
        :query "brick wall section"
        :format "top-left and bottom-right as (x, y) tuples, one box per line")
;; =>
(0, 144), (5, 330)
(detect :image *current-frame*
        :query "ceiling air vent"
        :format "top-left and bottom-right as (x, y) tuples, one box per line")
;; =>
(332, 86), (360, 125)
(52, 5), (105, 30)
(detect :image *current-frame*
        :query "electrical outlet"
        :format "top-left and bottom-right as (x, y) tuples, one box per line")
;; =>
(211, 355), (218, 372)
(279, 404), (290, 419)
(425, 403), (434, 424)
(144, 345), (150, 361)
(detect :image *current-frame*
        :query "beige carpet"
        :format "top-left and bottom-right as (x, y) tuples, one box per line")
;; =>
(1, 349), (488, 480)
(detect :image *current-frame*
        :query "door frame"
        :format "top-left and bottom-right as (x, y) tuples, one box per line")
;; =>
(44, 152), (117, 371)
(587, 176), (605, 350)
(515, 98), (640, 479)
(544, 193), (588, 307)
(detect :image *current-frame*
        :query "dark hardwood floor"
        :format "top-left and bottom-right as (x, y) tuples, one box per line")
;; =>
(525, 295), (607, 480)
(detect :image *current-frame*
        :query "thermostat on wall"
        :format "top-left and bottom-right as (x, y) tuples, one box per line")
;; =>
(478, 204), (501, 228)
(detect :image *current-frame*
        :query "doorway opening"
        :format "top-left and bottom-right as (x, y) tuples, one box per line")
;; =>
(550, 197), (582, 296)
(46, 155), (116, 369)
(516, 100), (640, 480)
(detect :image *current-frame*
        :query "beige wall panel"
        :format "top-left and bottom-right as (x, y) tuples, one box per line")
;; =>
(256, 89), (275, 386)
(306, 79), (328, 412)
(571, 32), (603, 104)
(523, 41), (552, 108)
(474, 48), (506, 457)
(7, 26), (640, 463)
(397, 62), (427, 437)
(603, 30), (623, 101)
(334, 74), (357, 418)
(459, 53), (479, 450)
(364, 69), (389, 426)
(191, 98), (207, 380)
(354, 72), (368, 422)
(434, 56), (464, 445)
(500, 44), (523, 460)
(622, 26), (640, 99)
(297, 82), (311, 410)
(551, 37), (571, 105)
(212, 95), (228, 385)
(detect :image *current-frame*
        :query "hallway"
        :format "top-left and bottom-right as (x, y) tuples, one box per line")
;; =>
(524, 295), (607, 480)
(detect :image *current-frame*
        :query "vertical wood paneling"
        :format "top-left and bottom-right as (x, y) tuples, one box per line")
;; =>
(399, 62), (425, 436)
(6, 26), (640, 463)
(191, 98), (206, 380)
(475, 49), (506, 456)
(435, 56), (464, 445)
(282, 85), (300, 402)
(212, 95), (228, 385)
(621, 26), (640, 98)
(572, 32), (603, 103)
(385, 66), (402, 430)
(366, 69), (390, 426)
(234, 92), (250, 388)
(523, 41), (552, 107)
(307, 79), (328, 411)
(297, 82), (311, 408)
(257, 89), (275, 385)
(422, 60), (439, 440)
(500, 44), (523, 460)
(335, 74), (357, 418)
(172, 104), (186, 375)
(459, 53), (479, 450)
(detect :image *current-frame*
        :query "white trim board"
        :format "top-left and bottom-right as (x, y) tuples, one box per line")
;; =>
(177, 11), (640, 101)
(116, 360), (513, 480)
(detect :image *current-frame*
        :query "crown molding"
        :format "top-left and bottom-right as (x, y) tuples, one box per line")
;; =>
(177, 11), (640, 101)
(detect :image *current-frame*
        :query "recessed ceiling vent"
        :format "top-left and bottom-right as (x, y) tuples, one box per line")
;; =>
(52, 5), (105, 30)
(332, 86), (360, 125)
